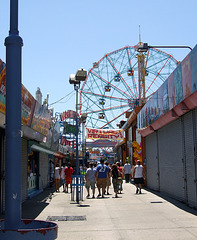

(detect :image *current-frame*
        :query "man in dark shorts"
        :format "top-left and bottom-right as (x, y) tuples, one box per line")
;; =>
(133, 160), (145, 194)
(96, 159), (109, 198)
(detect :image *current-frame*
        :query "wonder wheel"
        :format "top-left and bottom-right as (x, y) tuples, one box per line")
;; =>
(80, 43), (178, 129)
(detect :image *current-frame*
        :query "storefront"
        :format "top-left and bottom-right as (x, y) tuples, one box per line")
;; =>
(28, 141), (54, 198)
(137, 45), (197, 207)
(28, 150), (39, 195)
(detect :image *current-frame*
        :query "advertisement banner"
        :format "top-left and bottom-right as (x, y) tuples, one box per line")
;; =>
(190, 45), (197, 93)
(153, 91), (159, 121)
(157, 85), (164, 117)
(181, 54), (192, 99)
(0, 59), (5, 73)
(137, 45), (197, 130)
(86, 128), (124, 141)
(0, 65), (6, 114)
(174, 64), (183, 105)
(168, 72), (175, 110)
(61, 110), (78, 121)
(31, 102), (51, 136)
(149, 96), (154, 124)
(21, 85), (36, 126)
(163, 80), (169, 114)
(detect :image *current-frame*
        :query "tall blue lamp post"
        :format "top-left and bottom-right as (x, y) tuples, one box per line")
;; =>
(0, 1), (58, 239)
(69, 69), (87, 203)
(4, 0), (23, 230)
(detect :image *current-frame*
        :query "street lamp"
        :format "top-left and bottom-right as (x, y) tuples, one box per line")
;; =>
(137, 43), (192, 52)
(69, 68), (87, 203)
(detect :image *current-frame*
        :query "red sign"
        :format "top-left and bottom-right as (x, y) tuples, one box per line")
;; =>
(86, 128), (124, 140)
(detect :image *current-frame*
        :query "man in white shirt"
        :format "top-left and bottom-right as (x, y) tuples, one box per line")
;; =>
(85, 162), (97, 198)
(133, 160), (145, 194)
(123, 160), (132, 183)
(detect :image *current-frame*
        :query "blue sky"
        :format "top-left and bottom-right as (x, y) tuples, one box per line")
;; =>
(0, 0), (196, 116)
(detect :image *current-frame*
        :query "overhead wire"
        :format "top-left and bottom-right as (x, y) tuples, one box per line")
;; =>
(49, 90), (75, 106)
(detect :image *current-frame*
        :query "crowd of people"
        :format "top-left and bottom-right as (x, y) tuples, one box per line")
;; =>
(85, 159), (146, 198)
(52, 159), (146, 198)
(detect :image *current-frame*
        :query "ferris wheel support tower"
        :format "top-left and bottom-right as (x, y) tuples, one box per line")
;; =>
(137, 52), (146, 106)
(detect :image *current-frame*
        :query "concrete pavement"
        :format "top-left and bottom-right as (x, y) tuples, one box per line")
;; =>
(22, 182), (197, 240)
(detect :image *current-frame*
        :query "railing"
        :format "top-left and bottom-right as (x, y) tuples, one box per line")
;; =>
(70, 175), (85, 202)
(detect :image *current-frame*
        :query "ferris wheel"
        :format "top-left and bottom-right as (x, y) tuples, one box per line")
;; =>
(80, 42), (178, 129)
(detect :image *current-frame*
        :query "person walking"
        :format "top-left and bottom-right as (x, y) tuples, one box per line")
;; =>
(105, 161), (111, 195)
(95, 159), (109, 198)
(133, 160), (145, 194)
(85, 162), (97, 198)
(116, 162), (123, 194)
(111, 164), (120, 198)
(54, 163), (61, 192)
(64, 162), (73, 193)
(61, 163), (66, 192)
(123, 160), (132, 183)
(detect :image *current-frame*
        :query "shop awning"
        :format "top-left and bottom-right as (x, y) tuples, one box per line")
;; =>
(28, 141), (54, 155)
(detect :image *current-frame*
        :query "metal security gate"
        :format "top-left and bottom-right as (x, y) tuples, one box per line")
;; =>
(0, 132), (5, 214)
(195, 108), (197, 207)
(158, 119), (185, 202)
(183, 110), (197, 207)
(145, 132), (159, 191)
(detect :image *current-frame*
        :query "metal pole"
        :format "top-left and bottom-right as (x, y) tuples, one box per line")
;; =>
(4, 0), (23, 229)
(82, 122), (85, 171)
(75, 84), (79, 203)
(149, 45), (192, 51)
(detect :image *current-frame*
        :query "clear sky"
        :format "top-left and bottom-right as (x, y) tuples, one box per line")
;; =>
(0, 0), (196, 116)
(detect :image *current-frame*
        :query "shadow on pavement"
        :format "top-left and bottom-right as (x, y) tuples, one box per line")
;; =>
(145, 187), (197, 216)
(22, 186), (56, 219)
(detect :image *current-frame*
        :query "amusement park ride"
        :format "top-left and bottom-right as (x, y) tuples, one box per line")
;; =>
(80, 41), (179, 129)
(54, 39), (183, 166)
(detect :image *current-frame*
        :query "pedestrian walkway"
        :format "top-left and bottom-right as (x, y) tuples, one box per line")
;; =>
(22, 182), (197, 240)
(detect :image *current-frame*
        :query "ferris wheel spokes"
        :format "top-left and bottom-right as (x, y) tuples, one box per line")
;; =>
(81, 91), (130, 102)
(90, 71), (134, 99)
(85, 103), (130, 115)
(105, 55), (137, 99)
(100, 108), (130, 129)
(81, 43), (178, 129)
(145, 55), (172, 95)
(126, 47), (138, 98)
